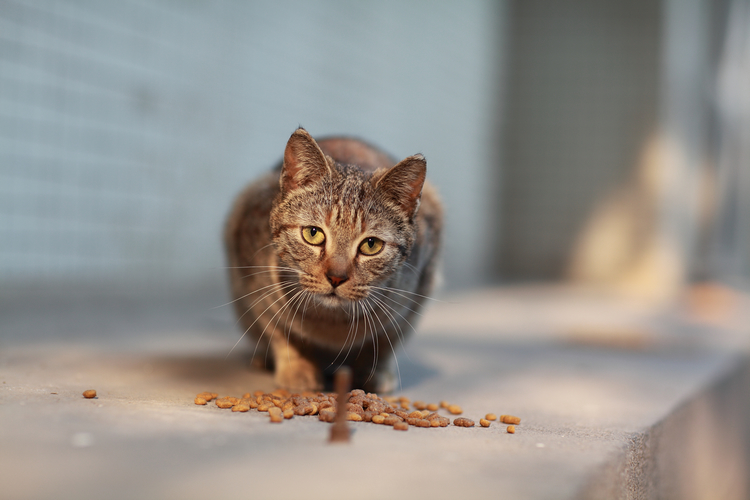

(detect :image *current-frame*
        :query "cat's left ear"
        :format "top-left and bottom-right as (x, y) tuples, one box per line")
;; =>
(374, 154), (426, 218)
(281, 128), (332, 192)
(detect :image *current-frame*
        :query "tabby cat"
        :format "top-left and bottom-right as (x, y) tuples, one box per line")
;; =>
(224, 128), (442, 392)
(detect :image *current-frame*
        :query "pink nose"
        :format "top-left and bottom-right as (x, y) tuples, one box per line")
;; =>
(327, 273), (348, 288)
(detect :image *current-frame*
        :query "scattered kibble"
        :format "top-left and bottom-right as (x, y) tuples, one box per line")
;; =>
(82, 390), (97, 399)
(500, 415), (521, 425)
(193, 387), (521, 437)
(196, 392), (218, 402)
(447, 404), (463, 415)
(453, 418), (475, 427)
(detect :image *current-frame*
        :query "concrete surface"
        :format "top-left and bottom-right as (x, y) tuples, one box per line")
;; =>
(1, 285), (749, 499)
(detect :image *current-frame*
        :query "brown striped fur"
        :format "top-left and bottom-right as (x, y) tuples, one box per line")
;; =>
(224, 128), (442, 392)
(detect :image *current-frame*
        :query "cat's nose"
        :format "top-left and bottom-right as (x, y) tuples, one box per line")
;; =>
(326, 272), (348, 288)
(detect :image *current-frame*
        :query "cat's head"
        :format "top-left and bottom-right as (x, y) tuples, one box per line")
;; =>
(270, 128), (426, 307)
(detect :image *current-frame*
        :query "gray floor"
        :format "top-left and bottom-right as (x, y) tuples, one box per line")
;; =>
(1, 285), (748, 499)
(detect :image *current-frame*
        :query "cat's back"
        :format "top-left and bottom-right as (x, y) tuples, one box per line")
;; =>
(316, 137), (396, 173)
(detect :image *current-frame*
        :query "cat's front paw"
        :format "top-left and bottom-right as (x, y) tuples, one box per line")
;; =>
(274, 359), (322, 392)
(361, 367), (397, 394)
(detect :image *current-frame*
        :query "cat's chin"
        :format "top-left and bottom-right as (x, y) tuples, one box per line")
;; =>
(313, 292), (354, 308)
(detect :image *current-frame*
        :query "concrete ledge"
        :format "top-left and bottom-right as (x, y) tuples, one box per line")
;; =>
(1, 285), (748, 499)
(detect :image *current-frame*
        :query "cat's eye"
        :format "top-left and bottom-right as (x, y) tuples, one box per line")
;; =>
(302, 226), (326, 246)
(359, 237), (384, 256)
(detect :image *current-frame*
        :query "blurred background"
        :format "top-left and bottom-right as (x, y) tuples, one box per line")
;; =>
(1, 0), (749, 305)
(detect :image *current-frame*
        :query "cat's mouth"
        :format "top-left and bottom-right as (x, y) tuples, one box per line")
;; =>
(313, 291), (347, 308)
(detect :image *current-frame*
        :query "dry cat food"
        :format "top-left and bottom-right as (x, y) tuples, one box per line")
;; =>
(82, 390), (97, 399)
(453, 417), (475, 427)
(194, 389), (520, 435)
(507, 425), (516, 434)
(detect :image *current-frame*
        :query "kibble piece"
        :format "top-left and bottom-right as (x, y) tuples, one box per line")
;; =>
(426, 403), (439, 412)
(447, 404), (463, 415)
(232, 405), (250, 412)
(413, 400), (427, 410)
(383, 416), (401, 426)
(216, 399), (235, 409)
(371, 415), (386, 424)
(283, 408), (294, 419)
(346, 412), (363, 422)
(480, 419), (491, 427)
(507, 425), (516, 434)
(319, 411), (335, 423)
(268, 407), (283, 423)
(257, 403), (270, 412)
(194, 397), (207, 405)
(485, 413), (497, 421)
(242, 393), (252, 399)
(453, 417), (475, 427)
(500, 415), (521, 425)
(196, 392), (217, 402)
(393, 422), (409, 431)
(440, 400), (450, 409)
(82, 390), (97, 399)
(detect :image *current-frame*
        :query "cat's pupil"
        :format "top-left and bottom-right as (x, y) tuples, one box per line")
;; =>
(367, 238), (374, 247)
(310, 228), (318, 237)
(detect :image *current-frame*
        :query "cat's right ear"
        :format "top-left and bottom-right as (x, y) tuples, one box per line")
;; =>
(281, 128), (331, 192)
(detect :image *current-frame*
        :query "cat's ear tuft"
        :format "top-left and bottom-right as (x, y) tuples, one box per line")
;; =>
(281, 128), (331, 192)
(375, 154), (427, 218)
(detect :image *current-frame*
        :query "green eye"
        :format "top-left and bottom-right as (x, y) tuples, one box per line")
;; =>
(302, 226), (325, 245)
(359, 237), (384, 256)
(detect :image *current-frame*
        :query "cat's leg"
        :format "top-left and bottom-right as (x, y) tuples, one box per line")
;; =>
(350, 344), (398, 394)
(271, 335), (323, 391)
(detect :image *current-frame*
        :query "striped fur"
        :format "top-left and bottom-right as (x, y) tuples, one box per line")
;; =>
(224, 128), (442, 392)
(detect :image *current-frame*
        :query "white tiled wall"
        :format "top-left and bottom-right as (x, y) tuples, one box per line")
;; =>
(0, 1), (503, 290)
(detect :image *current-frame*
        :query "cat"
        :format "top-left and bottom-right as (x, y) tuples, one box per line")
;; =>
(224, 128), (442, 392)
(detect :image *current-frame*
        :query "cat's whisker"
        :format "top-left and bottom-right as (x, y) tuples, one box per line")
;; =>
(370, 285), (449, 305)
(267, 289), (307, 369)
(212, 279), (296, 310)
(285, 289), (309, 339)
(327, 301), (360, 370)
(342, 300), (362, 368)
(368, 293), (410, 346)
(363, 297), (403, 390)
(368, 293), (416, 366)
(370, 288), (423, 319)
(252, 286), (305, 365)
(360, 300), (384, 388)
(402, 261), (420, 277)
(233, 281), (298, 326)
(239, 270), (301, 281)
(228, 284), (300, 360)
